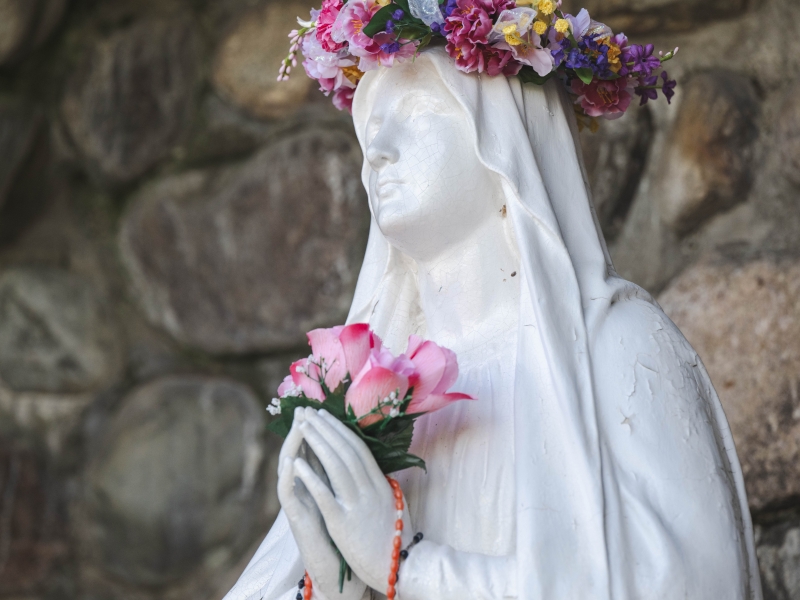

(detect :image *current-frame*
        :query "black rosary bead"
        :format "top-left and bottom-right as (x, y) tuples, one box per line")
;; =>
(298, 579), (305, 588)
(296, 594), (302, 600)
(413, 532), (424, 543)
(399, 549), (409, 560)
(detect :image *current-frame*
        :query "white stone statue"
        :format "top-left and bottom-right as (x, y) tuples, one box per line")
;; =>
(225, 48), (762, 600)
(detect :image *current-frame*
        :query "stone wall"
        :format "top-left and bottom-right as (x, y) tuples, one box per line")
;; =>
(0, 0), (798, 598)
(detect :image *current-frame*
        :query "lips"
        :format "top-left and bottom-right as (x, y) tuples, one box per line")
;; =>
(376, 179), (403, 196)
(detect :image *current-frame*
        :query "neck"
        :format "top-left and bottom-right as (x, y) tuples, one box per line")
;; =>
(413, 215), (520, 364)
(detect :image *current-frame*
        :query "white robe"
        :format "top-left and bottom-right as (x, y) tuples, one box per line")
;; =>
(224, 48), (762, 600)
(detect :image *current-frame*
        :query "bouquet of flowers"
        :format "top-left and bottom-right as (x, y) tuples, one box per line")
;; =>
(267, 323), (474, 474)
(278, 0), (678, 127)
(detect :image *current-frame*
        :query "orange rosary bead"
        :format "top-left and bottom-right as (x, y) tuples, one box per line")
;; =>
(303, 571), (312, 600)
(386, 476), (404, 600)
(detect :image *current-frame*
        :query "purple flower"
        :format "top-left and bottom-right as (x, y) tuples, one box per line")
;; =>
(380, 41), (402, 53)
(635, 75), (658, 106)
(392, 8), (404, 19)
(625, 43), (661, 77)
(661, 71), (677, 104)
(385, 19), (395, 33)
(441, 0), (458, 18)
(431, 22), (442, 33)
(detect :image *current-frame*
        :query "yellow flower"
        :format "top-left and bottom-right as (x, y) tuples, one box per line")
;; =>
(376, 0), (391, 5)
(554, 18), (570, 34)
(341, 65), (364, 85)
(515, 0), (536, 5)
(538, 0), (555, 15)
(599, 37), (623, 73)
(502, 24), (524, 46)
(533, 20), (548, 35)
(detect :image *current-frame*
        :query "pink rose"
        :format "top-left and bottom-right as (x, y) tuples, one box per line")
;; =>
(406, 335), (475, 413)
(346, 348), (417, 426)
(281, 323), (383, 401)
(570, 77), (632, 119)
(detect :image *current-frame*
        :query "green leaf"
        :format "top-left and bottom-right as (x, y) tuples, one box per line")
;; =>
(575, 67), (594, 85)
(517, 67), (555, 86)
(396, 25), (431, 40)
(363, 4), (398, 37)
(416, 31), (433, 53)
(393, 0), (411, 14)
(266, 395), (326, 438)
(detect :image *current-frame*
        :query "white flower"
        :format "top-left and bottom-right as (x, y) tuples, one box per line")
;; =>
(389, 408), (400, 418)
(267, 398), (282, 415)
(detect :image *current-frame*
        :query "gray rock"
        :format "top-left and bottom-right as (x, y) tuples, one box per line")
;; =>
(77, 376), (272, 587)
(579, 107), (653, 240)
(654, 71), (760, 236)
(0, 0), (68, 66)
(60, 19), (200, 185)
(0, 268), (123, 394)
(212, 1), (313, 120)
(559, 0), (747, 34)
(658, 258), (800, 511)
(777, 85), (800, 187)
(0, 100), (42, 215)
(119, 128), (369, 355)
(757, 517), (800, 600)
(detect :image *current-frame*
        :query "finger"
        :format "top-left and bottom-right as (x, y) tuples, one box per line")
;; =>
(317, 409), (386, 485)
(299, 420), (358, 503)
(305, 410), (375, 492)
(294, 457), (342, 521)
(278, 408), (308, 473)
(277, 457), (302, 518)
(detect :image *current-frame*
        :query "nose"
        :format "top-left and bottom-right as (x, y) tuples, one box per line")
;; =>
(366, 128), (399, 170)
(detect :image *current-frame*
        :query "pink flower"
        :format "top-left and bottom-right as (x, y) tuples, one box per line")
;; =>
(281, 323), (382, 401)
(489, 8), (553, 77)
(444, 0), (517, 74)
(571, 77), (632, 119)
(331, 0), (381, 57)
(346, 348), (417, 426)
(357, 32), (418, 72)
(317, 0), (346, 52)
(301, 33), (357, 94)
(406, 335), (475, 413)
(332, 87), (356, 112)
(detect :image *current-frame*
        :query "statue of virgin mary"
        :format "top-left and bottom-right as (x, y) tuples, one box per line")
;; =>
(224, 47), (762, 600)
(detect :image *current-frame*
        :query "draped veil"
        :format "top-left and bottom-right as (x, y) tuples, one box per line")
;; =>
(224, 48), (762, 600)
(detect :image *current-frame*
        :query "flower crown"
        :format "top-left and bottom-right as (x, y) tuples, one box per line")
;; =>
(279, 0), (678, 128)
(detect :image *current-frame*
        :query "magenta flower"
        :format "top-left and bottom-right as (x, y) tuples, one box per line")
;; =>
(316, 0), (346, 52)
(570, 77), (632, 119)
(444, 0), (516, 74)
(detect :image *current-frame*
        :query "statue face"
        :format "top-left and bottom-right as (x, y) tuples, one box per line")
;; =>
(362, 61), (502, 260)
